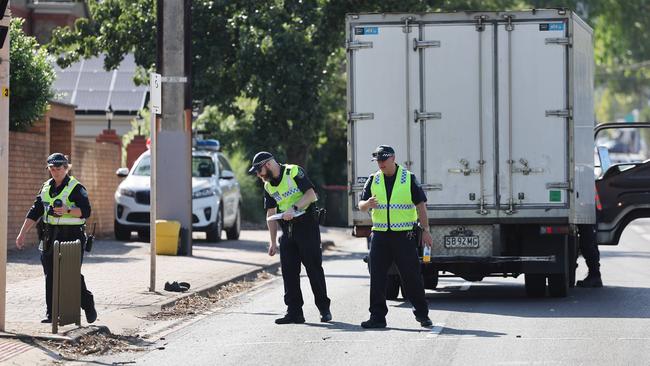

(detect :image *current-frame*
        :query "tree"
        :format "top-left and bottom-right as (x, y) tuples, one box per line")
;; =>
(10, 18), (55, 131)
(47, 0), (650, 170)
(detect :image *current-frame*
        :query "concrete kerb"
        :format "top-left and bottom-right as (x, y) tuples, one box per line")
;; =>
(159, 261), (282, 310)
(0, 325), (110, 344)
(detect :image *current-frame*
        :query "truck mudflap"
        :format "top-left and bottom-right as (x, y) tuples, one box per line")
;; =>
(428, 255), (556, 264)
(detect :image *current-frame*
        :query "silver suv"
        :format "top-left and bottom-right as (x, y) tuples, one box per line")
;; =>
(114, 140), (242, 241)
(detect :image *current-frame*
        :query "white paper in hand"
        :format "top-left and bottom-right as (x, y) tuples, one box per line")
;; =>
(266, 210), (305, 221)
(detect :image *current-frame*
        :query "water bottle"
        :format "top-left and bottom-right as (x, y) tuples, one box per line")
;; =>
(423, 245), (431, 263)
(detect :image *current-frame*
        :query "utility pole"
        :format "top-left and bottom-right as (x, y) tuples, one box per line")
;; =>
(0, 1), (10, 331)
(155, 0), (193, 255)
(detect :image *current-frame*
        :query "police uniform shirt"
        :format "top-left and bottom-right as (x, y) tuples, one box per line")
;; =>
(360, 165), (427, 231)
(263, 165), (316, 212)
(26, 175), (92, 221)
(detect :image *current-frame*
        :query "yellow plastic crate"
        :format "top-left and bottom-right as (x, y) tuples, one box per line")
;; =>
(155, 220), (180, 255)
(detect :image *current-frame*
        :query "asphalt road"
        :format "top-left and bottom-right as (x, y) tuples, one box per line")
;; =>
(105, 220), (650, 366)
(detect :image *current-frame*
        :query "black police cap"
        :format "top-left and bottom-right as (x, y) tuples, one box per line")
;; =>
(248, 151), (274, 174)
(371, 145), (395, 161)
(47, 153), (69, 167)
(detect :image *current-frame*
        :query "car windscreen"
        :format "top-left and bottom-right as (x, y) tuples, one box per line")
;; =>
(131, 155), (215, 177)
(132, 156), (151, 176)
(192, 156), (215, 177)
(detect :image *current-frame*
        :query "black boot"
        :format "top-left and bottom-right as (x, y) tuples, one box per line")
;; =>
(275, 312), (305, 324)
(83, 294), (97, 323)
(576, 272), (603, 288)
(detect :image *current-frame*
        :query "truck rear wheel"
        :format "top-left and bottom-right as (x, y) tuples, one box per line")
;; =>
(525, 274), (546, 297)
(548, 273), (568, 297)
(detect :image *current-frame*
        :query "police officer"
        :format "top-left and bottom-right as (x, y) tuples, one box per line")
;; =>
(358, 145), (433, 329)
(15, 153), (97, 324)
(248, 151), (332, 324)
(576, 224), (602, 287)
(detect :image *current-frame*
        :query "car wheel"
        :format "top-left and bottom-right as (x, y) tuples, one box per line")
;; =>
(114, 220), (131, 241)
(226, 208), (241, 240)
(206, 206), (223, 242)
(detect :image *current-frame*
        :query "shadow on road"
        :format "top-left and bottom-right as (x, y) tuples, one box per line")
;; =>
(386, 282), (650, 319)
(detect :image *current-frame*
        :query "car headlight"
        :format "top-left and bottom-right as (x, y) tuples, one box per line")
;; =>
(119, 188), (135, 197)
(192, 188), (216, 199)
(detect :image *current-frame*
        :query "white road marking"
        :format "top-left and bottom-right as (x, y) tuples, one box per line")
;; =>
(426, 323), (445, 338)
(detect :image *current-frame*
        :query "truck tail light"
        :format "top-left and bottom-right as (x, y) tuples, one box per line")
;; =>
(539, 225), (570, 235)
(595, 187), (602, 211)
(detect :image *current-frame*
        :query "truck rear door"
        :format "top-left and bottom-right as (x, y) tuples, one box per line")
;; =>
(419, 22), (496, 209)
(348, 24), (416, 200)
(496, 19), (569, 210)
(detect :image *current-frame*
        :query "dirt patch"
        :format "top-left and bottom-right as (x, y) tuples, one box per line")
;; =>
(39, 333), (149, 359)
(146, 271), (274, 321)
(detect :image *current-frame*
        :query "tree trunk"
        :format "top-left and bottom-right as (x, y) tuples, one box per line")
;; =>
(286, 144), (310, 169)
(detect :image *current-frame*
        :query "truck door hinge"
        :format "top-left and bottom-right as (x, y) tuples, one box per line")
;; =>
(474, 15), (489, 32)
(503, 14), (515, 31)
(421, 183), (443, 191)
(545, 108), (572, 118)
(545, 37), (572, 46)
(402, 16), (415, 33)
(348, 112), (374, 123)
(413, 39), (441, 51)
(346, 40), (373, 51)
(414, 110), (442, 123)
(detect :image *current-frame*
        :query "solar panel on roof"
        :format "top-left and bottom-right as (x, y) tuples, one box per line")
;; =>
(52, 54), (147, 112)
(76, 72), (112, 90)
(52, 72), (78, 90)
(74, 91), (110, 111)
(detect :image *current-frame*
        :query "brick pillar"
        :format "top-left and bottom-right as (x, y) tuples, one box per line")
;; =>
(126, 135), (148, 169)
(95, 129), (122, 163)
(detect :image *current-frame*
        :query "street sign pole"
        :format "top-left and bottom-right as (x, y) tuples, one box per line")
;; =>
(0, 8), (9, 330)
(149, 72), (161, 292)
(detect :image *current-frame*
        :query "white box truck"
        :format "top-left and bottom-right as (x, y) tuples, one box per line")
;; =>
(346, 9), (596, 297)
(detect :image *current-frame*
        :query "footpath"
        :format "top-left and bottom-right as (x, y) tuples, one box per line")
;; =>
(0, 227), (351, 364)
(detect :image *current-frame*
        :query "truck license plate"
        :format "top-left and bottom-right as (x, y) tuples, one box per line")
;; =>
(444, 235), (479, 249)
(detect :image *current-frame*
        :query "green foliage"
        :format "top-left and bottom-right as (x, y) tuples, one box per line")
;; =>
(225, 150), (266, 223)
(120, 109), (150, 166)
(10, 18), (55, 131)
(45, 0), (650, 184)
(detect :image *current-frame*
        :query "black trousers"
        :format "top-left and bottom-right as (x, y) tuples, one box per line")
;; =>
(578, 224), (601, 274)
(41, 225), (94, 317)
(279, 217), (330, 315)
(369, 230), (429, 320)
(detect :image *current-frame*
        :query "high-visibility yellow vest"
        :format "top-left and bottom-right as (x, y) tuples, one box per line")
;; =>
(264, 165), (312, 212)
(40, 176), (86, 225)
(370, 166), (417, 231)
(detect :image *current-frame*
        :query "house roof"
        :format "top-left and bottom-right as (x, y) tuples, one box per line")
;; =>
(52, 54), (148, 114)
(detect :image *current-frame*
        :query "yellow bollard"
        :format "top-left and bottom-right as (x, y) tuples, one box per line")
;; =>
(155, 220), (180, 255)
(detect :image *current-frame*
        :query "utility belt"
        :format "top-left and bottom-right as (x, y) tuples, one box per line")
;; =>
(39, 224), (86, 253)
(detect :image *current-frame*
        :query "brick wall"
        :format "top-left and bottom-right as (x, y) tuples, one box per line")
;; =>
(7, 132), (49, 248)
(73, 140), (121, 238)
(50, 118), (73, 158)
